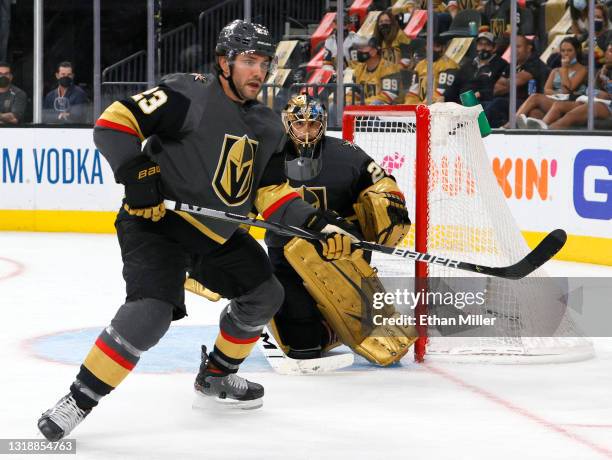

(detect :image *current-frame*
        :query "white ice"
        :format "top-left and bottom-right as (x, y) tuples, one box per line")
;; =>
(1, 232), (611, 460)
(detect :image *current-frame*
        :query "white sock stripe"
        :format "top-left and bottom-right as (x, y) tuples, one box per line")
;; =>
(105, 325), (143, 357)
(73, 379), (103, 402)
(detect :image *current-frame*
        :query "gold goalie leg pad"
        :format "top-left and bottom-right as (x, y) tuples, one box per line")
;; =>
(184, 278), (222, 302)
(266, 318), (290, 355)
(284, 238), (418, 366)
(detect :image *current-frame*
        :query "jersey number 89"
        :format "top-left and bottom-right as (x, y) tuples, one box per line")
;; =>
(438, 72), (455, 86)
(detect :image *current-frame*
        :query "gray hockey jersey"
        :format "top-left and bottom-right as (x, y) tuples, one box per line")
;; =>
(94, 73), (314, 242)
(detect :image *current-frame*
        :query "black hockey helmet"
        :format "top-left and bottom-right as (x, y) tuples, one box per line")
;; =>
(215, 20), (276, 59)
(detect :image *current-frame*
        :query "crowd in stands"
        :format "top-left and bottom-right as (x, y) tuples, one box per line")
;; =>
(270, 0), (612, 130)
(0, 58), (90, 125)
(0, 61), (26, 125)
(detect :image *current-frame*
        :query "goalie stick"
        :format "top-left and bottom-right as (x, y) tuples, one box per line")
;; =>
(164, 200), (566, 280)
(259, 327), (354, 375)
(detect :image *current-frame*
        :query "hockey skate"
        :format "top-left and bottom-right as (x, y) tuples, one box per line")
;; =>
(193, 345), (264, 410)
(38, 393), (91, 441)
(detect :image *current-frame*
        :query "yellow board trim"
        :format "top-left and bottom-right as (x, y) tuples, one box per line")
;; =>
(522, 231), (612, 266)
(83, 345), (131, 388)
(0, 210), (610, 266)
(0, 210), (118, 233)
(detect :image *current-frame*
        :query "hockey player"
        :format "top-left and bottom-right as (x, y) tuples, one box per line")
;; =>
(37, 21), (357, 441)
(266, 95), (417, 364)
(404, 35), (460, 104)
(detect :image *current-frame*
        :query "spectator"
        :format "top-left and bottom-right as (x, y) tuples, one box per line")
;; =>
(349, 36), (403, 104)
(447, 1), (459, 19)
(373, 10), (411, 66)
(483, 0), (512, 39)
(43, 61), (89, 124)
(584, 4), (611, 67)
(484, 35), (550, 127)
(570, 0), (589, 42)
(322, 14), (358, 70)
(0, 61), (27, 125)
(516, 36), (586, 127)
(0, 0), (9, 62)
(404, 35), (460, 104)
(456, 31), (508, 104)
(527, 42), (612, 129)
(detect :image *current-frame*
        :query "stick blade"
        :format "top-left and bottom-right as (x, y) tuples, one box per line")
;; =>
(276, 353), (355, 375)
(496, 229), (567, 280)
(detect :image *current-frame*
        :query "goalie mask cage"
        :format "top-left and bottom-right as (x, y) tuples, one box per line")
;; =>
(342, 103), (594, 364)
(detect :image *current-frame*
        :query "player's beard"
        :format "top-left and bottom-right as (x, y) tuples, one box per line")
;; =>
(236, 78), (262, 100)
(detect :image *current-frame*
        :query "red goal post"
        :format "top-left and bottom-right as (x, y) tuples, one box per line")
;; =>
(342, 104), (430, 361)
(341, 103), (594, 364)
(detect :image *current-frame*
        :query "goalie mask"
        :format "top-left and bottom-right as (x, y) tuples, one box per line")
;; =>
(282, 95), (327, 181)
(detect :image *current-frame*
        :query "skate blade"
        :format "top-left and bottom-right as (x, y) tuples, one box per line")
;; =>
(192, 390), (263, 411)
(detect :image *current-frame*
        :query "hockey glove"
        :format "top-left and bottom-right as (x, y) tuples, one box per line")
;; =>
(305, 209), (359, 260)
(381, 192), (411, 242)
(116, 155), (166, 222)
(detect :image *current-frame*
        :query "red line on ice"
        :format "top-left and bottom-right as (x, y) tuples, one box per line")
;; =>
(0, 256), (25, 282)
(425, 363), (612, 459)
(562, 424), (612, 429)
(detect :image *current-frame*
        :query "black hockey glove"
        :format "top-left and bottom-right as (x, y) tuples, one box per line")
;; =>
(305, 209), (359, 260)
(116, 155), (166, 222)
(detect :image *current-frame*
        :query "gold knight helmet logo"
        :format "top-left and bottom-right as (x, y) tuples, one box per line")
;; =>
(213, 134), (258, 206)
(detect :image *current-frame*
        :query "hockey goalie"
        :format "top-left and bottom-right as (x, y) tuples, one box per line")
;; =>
(188, 95), (417, 367)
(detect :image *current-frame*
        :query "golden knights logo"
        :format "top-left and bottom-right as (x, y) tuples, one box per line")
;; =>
(213, 134), (258, 206)
(457, 0), (478, 9)
(490, 18), (506, 38)
(298, 186), (328, 210)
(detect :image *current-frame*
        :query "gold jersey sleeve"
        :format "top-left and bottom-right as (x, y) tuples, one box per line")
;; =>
(380, 30), (411, 65)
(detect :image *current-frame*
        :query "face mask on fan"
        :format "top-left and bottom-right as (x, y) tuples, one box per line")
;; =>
(58, 76), (73, 88)
(573, 0), (587, 11)
(378, 24), (392, 37)
(478, 50), (492, 60)
(356, 51), (370, 62)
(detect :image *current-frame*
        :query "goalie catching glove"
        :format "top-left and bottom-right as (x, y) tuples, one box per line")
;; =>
(305, 209), (359, 260)
(116, 155), (166, 222)
(354, 177), (410, 247)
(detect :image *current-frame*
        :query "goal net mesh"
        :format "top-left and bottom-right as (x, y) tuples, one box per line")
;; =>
(343, 103), (594, 363)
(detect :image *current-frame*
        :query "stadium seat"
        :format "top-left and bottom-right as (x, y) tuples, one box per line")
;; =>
(440, 9), (482, 38)
(349, 0), (374, 26)
(310, 12), (336, 57)
(403, 10), (427, 39)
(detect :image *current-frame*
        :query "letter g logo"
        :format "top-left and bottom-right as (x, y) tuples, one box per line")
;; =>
(573, 149), (612, 220)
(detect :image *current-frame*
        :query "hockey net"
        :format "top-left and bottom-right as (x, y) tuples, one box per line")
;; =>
(342, 103), (594, 364)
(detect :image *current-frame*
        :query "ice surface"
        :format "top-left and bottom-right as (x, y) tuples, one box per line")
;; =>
(1, 232), (611, 460)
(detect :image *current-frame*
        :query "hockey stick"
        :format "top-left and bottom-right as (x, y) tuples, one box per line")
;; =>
(259, 327), (354, 375)
(164, 200), (566, 280)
